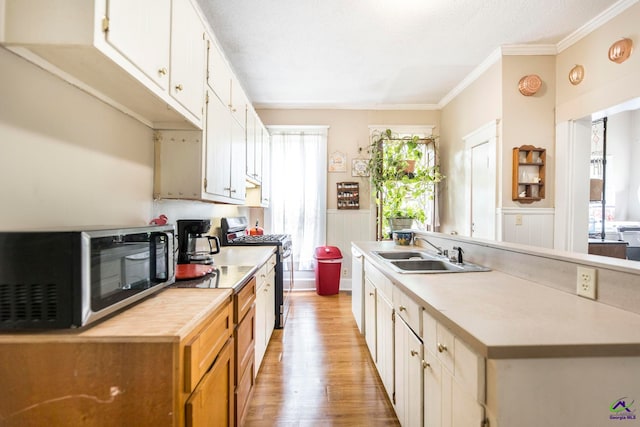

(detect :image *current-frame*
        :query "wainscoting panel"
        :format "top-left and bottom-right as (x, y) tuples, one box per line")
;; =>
(499, 208), (555, 249)
(326, 209), (376, 291)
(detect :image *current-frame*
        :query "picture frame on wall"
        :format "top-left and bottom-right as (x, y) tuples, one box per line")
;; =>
(328, 151), (347, 172)
(351, 159), (369, 177)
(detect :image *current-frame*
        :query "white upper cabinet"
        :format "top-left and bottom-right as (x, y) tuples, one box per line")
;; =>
(206, 38), (233, 107)
(1, 0), (204, 128)
(169, 0), (206, 119)
(105, 0), (171, 91)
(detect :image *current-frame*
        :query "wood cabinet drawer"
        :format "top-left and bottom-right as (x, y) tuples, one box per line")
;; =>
(184, 301), (233, 392)
(393, 286), (421, 336)
(236, 276), (256, 323)
(186, 338), (234, 427)
(235, 349), (255, 427)
(236, 304), (255, 382)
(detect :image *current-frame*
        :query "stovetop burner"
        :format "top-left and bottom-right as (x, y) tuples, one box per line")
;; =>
(220, 217), (291, 249)
(231, 234), (288, 243)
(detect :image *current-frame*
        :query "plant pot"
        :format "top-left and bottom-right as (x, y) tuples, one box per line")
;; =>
(389, 218), (414, 231)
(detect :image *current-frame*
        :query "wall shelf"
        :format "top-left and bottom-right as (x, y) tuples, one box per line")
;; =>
(512, 145), (546, 203)
(337, 182), (359, 209)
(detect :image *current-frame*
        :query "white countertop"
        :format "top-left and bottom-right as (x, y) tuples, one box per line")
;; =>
(354, 241), (640, 359)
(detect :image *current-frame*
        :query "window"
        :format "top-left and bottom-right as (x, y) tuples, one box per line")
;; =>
(265, 127), (328, 270)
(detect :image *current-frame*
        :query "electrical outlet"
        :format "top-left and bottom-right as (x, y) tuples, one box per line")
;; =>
(576, 266), (597, 299)
(342, 268), (348, 277)
(515, 215), (523, 226)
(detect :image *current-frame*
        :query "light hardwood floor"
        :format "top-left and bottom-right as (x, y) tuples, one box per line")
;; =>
(245, 291), (400, 426)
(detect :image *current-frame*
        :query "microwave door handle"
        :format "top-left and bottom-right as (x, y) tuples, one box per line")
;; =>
(149, 231), (171, 283)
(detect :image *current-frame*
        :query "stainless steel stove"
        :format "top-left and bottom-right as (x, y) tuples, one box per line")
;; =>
(221, 217), (292, 328)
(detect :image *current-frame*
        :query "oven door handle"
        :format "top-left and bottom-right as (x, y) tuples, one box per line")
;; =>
(281, 247), (292, 259)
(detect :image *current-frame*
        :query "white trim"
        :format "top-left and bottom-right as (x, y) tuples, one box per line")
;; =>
(255, 103), (440, 111)
(557, 0), (640, 53)
(464, 120), (499, 240)
(438, 48), (502, 108)
(501, 44), (558, 55)
(266, 125), (329, 135)
(498, 207), (556, 215)
(368, 125), (435, 136)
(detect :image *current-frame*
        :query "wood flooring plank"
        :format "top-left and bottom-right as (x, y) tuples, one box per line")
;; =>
(244, 291), (399, 426)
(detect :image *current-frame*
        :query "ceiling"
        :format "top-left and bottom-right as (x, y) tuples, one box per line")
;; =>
(196, 0), (624, 109)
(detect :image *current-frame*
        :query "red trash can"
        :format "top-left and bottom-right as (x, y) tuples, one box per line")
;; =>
(314, 246), (343, 295)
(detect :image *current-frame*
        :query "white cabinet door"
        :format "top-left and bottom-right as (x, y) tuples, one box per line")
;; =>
(206, 38), (232, 106)
(246, 109), (257, 181)
(265, 266), (276, 340)
(230, 116), (247, 201)
(395, 316), (423, 427)
(106, 0), (171, 90)
(259, 126), (271, 206)
(364, 278), (377, 361)
(254, 279), (267, 374)
(376, 293), (394, 401)
(170, 0), (205, 120)
(204, 94), (232, 198)
(424, 349), (443, 427)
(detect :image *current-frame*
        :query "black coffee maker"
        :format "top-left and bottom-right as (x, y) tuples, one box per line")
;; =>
(176, 219), (220, 264)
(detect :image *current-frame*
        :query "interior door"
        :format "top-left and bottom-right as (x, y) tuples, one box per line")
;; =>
(471, 141), (495, 239)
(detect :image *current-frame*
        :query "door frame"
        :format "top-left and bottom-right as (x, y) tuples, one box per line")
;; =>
(464, 120), (499, 239)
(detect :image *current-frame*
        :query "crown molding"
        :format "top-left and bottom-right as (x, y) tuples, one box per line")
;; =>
(501, 44), (558, 55)
(254, 102), (440, 111)
(438, 47), (503, 108)
(557, 0), (639, 52)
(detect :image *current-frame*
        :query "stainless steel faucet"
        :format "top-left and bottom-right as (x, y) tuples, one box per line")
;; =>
(414, 236), (444, 256)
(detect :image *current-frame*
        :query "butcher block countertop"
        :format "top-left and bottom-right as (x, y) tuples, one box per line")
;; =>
(0, 288), (232, 343)
(353, 241), (640, 359)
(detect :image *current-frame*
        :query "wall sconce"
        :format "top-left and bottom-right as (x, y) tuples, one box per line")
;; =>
(608, 38), (633, 64)
(518, 74), (542, 96)
(568, 65), (584, 85)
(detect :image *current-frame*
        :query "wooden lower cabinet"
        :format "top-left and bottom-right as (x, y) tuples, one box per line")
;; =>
(0, 289), (234, 427)
(234, 278), (256, 427)
(186, 338), (235, 427)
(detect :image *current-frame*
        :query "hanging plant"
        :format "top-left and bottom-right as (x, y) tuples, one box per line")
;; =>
(367, 129), (445, 236)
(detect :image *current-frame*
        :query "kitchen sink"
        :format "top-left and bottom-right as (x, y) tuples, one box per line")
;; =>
(373, 250), (490, 274)
(373, 251), (439, 260)
(390, 259), (462, 272)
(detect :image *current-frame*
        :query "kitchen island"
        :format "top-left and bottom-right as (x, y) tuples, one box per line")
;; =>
(353, 237), (640, 427)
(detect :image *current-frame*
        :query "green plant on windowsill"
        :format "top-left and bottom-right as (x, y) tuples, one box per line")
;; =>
(367, 129), (445, 237)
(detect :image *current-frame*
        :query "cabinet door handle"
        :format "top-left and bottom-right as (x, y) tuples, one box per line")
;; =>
(410, 350), (419, 357)
(158, 67), (168, 76)
(175, 84), (183, 91)
(437, 343), (448, 353)
(399, 305), (406, 311)
(369, 292), (374, 296)
(422, 360), (430, 369)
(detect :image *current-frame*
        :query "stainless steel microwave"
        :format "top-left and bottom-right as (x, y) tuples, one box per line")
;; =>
(0, 225), (175, 330)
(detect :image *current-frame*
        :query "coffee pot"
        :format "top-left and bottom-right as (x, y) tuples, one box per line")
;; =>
(176, 219), (220, 264)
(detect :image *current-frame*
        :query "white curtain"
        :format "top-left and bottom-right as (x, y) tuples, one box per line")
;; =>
(266, 127), (327, 270)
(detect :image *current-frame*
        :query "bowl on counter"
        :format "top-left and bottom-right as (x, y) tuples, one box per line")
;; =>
(393, 230), (413, 246)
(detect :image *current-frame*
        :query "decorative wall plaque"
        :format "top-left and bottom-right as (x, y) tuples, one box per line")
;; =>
(518, 74), (542, 96)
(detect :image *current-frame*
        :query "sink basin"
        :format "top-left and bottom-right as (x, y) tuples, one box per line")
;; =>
(373, 250), (490, 273)
(390, 259), (463, 272)
(373, 251), (439, 260)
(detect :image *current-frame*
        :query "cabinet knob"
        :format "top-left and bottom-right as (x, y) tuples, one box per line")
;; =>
(422, 360), (430, 369)
(175, 84), (183, 91)
(399, 305), (406, 311)
(437, 343), (448, 353)
(369, 292), (374, 296)
(410, 350), (419, 357)
(158, 67), (168, 76)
